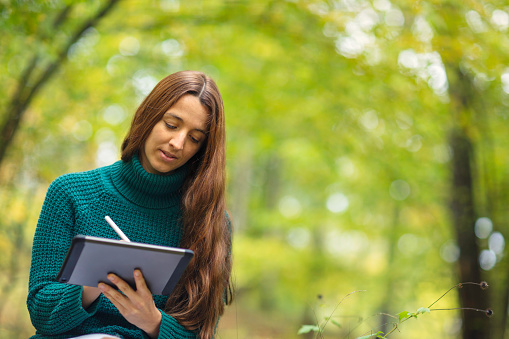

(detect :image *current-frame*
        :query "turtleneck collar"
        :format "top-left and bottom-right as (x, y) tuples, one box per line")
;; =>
(109, 154), (188, 209)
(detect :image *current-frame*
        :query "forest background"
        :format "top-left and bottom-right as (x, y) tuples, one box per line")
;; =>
(0, 0), (508, 338)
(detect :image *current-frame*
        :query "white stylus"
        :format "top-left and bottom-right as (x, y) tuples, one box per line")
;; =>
(105, 216), (131, 242)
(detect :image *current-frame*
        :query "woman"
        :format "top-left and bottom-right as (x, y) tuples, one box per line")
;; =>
(27, 70), (233, 339)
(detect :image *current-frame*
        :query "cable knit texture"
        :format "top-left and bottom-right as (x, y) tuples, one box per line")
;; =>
(27, 155), (198, 339)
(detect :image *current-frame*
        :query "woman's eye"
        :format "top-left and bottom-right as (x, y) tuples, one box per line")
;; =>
(190, 136), (200, 144)
(165, 123), (177, 129)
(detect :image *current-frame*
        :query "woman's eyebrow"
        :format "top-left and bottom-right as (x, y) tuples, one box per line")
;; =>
(165, 113), (207, 134)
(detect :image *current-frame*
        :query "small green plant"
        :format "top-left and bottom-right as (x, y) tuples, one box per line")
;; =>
(297, 290), (365, 337)
(298, 282), (492, 339)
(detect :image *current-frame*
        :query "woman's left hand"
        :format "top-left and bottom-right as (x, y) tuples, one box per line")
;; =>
(99, 270), (162, 338)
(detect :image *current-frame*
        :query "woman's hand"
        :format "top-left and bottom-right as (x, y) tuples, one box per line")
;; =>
(99, 270), (162, 338)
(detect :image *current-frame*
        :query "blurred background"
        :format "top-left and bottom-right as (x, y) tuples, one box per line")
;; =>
(0, 0), (508, 338)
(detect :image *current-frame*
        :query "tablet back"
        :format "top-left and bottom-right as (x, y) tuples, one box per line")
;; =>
(57, 235), (194, 295)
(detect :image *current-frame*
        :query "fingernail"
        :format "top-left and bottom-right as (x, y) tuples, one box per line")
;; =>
(99, 284), (106, 291)
(107, 275), (115, 282)
(134, 270), (140, 277)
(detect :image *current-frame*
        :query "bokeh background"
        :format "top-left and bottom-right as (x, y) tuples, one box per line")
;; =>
(1, 0), (508, 338)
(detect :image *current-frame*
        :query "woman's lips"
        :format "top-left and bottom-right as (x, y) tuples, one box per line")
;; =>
(160, 149), (177, 161)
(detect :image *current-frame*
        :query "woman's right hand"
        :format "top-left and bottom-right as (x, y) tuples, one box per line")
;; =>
(82, 286), (102, 309)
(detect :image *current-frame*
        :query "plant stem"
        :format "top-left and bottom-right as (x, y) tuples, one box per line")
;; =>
(320, 290), (366, 334)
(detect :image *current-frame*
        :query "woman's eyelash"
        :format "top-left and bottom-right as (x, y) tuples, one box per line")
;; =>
(166, 123), (200, 143)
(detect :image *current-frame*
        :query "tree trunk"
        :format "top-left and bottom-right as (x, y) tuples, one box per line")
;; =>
(449, 129), (490, 339)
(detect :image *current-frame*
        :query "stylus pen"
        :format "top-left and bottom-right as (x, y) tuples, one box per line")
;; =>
(104, 216), (131, 242)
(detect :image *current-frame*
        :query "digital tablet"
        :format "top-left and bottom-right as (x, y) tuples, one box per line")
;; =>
(57, 235), (194, 296)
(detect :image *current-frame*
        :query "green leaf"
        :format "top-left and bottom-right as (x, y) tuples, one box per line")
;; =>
(357, 331), (385, 339)
(298, 325), (321, 335)
(398, 311), (410, 321)
(416, 307), (431, 315)
(331, 319), (342, 328)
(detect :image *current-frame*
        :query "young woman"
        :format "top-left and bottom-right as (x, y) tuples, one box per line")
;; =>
(27, 70), (233, 339)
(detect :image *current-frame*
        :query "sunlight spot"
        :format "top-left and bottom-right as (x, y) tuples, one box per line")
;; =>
(398, 233), (427, 255)
(336, 36), (363, 58)
(491, 9), (509, 32)
(479, 250), (496, 270)
(72, 120), (93, 141)
(489, 232), (505, 255)
(132, 70), (158, 96)
(395, 112), (413, 130)
(287, 227), (311, 249)
(412, 16), (433, 43)
(359, 110), (379, 130)
(279, 196), (302, 218)
(473, 72), (490, 90)
(336, 157), (357, 179)
(440, 240), (460, 263)
(373, 0), (391, 11)
(308, 1), (329, 16)
(475, 217), (493, 239)
(326, 193), (349, 213)
(106, 54), (126, 76)
(160, 0), (180, 12)
(160, 39), (185, 58)
(466, 10), (487, 33)
(385, 8), (404, 27)
(501, 71), (509, 94)
(398, 49), (419, 69)
(427, 64), (448, 94)
(68, 27), (99, 61)
(119, 36), (140, 56)
(389, 179), (410, 201)
(398, 50), (449, 96)
(94, 127), (116, 144)
(433, 144), (451, 163)
(356, 8), (379, 31)
(325, 230), (368, 259)
(335, 20), (375, 58)
(406, 134), (422, 152)
(96, 141), (118, 167)
(102, 104), (127, 125)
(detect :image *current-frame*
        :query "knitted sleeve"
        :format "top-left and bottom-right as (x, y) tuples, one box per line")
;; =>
(27, 176), (99, 335)
(157, 311), (199, 339)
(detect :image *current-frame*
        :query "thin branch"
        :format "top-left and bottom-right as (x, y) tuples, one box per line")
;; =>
(0, 0), (121, 172)
(320, 290), (365, 334)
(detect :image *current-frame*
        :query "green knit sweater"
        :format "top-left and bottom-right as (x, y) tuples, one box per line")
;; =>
(27, 155), (198, 339)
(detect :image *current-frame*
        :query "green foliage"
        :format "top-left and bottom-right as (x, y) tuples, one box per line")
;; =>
(357, 332), (385, 339)
(297, 325), (322, 335)
(0, 0), (507, 338)
(299, 282), (490, 338)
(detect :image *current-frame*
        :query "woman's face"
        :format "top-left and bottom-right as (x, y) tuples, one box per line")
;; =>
(140, 94), (208, 175)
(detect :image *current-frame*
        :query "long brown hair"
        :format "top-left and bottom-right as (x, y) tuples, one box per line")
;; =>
(121, 71), (233, 338)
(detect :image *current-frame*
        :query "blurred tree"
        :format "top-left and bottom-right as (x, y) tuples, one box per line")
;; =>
(0, 0), (120, 170)
(0, 0), (507, 338)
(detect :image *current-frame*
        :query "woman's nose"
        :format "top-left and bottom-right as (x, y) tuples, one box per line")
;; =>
(169, 132), (185, 150)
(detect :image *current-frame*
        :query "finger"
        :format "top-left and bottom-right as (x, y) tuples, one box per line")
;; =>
(99, 283), (128, 313)
(133, 269), (150, 296)
(107, 274), (136, 299)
